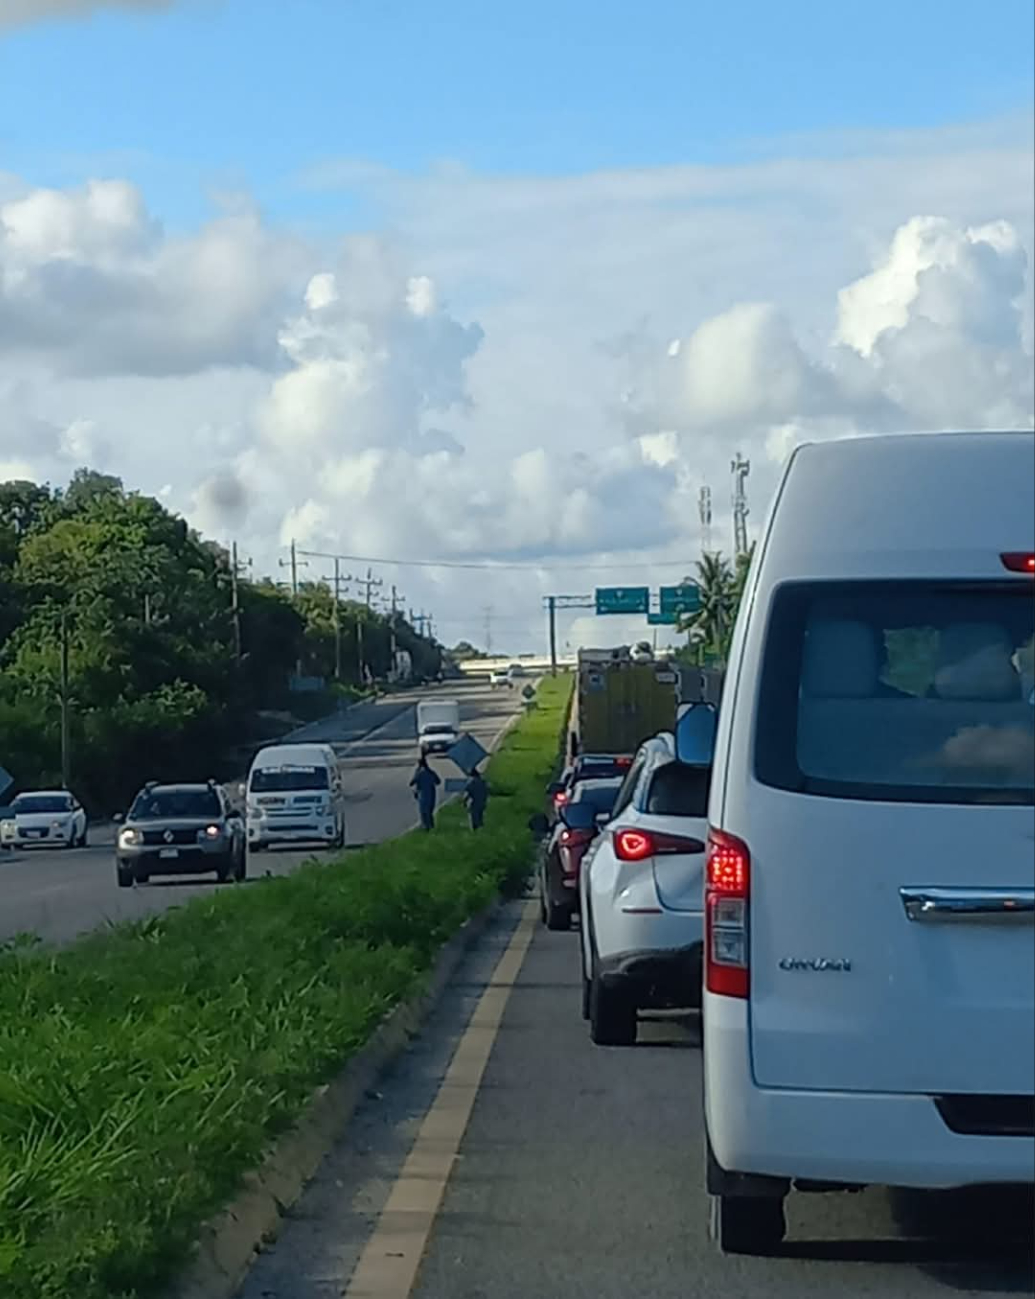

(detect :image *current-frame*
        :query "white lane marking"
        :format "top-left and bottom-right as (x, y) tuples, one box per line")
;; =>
(343, 900), (537, 1298)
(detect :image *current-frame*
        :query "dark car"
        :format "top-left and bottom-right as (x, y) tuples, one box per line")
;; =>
(115, 781), (246, 888)
(548, 753), (632, 818)
(539, 776), (623, 930)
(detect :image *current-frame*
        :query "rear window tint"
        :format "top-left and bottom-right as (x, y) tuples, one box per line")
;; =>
(755, 581), (1035, 805)
(645, 763), (711, 816)
(572, 782), (622, 813)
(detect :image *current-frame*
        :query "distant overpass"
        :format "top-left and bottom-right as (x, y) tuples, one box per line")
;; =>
(455, 654), (576, 676)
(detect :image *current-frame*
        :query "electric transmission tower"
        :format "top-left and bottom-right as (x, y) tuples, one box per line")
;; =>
(698, 484), (713, 556)
(731, 453), (750, 559)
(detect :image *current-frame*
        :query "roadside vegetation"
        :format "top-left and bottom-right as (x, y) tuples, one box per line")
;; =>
(0, 469), (441, 813)
(0, 675), (570, 1299)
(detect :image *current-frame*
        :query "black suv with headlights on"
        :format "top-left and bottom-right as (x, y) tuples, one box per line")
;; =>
(115, 781), (246, 888)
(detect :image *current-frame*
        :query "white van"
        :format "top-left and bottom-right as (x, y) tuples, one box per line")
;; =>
(417, 699), (461, 755)
(246, 743), (345, 850)
(702, 432), (1035, 1254)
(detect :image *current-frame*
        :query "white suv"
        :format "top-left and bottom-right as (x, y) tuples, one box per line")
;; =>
(703, 431), (1035, 1255)
(579, 706), (715, 1046)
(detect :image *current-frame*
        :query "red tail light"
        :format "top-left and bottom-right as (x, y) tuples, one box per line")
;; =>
(705, 828), (750, 999)
(553, 790), (570, 808)
(615, 755), (633, 768)
(1001, 552), (1035, 574)
(613, 828), (706, 861)
(560, 827), (595, 847)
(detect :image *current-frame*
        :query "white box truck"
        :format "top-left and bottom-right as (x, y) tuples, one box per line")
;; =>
(416, 699), (461, 755)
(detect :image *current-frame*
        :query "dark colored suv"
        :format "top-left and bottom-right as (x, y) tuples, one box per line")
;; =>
(115, 781), (246, 888)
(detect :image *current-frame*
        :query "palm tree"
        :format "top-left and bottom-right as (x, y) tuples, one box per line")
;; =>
(680, 552), (734, 665)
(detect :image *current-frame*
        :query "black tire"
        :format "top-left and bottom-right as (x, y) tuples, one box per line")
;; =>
(709, 1195), (787, 1255)
(335, 821), (346, 850)
(133, 865), (150, 885)
(79, 826), (89, 848)
(538, 871), (548, 925)
(117, 864), (134, 889)
(250, 841), (265, 854)
(545, 897), (572, 931)
(589, 975), (637, 1046)
(215, 854), (233, 883)
(581, 966), (591, 1020)
(234, 847), (247, 881)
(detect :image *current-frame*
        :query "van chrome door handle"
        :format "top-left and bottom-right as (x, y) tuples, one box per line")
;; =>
(900, 886), (1035, 923)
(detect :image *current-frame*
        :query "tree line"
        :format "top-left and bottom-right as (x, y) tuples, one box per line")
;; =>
(0, 470), (442, 813)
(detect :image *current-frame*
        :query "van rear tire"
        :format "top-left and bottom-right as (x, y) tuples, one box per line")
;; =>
(709, 1194), (786, 1255)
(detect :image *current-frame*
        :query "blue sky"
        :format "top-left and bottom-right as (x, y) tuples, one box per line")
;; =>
(1, 0), (1032, 228)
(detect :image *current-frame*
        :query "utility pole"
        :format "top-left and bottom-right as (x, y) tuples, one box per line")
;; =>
(279, 539), (308, 596)
(317, 558), (354, 681)
(731, 453), (751, 559)
(542, 594), (594, 675)
(483, 605), (494, 657)
(362, 566), (384, 609)
(231, 542), (242, 663)
(59, 609), (71, 789)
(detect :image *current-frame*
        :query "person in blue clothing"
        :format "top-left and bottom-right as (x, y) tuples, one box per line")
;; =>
(410, 755), (441, 831)
(463, 766), (489, 831)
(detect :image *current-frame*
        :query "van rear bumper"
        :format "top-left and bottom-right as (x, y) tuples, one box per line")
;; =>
(704, 993), (1035, 1189)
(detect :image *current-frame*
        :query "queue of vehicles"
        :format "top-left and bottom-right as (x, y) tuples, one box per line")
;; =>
(534, 431), (1035, 1257)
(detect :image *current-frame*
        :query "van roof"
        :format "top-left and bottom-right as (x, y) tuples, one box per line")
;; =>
(762, 432), (1034, 582)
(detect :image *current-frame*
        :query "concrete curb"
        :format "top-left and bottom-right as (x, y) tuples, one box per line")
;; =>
(166, 897), (505, 1299)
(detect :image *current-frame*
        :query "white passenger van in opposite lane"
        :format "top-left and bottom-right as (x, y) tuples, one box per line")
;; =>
(246, 743), (345, 851)
(703, 431), (1035, 1255)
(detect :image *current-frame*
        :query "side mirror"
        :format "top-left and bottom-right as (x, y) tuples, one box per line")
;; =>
(559, 802), (598, 832)
(527, 813), (551, 839)
(675, 701), (718, 767)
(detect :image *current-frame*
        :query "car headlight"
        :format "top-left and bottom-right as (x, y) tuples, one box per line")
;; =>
(118, 828), (143, 848)
(199, 824), (224, 841)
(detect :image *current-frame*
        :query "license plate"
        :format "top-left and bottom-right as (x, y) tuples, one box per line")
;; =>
(26, 829), (44, 837)
(159, 848), (178, 860)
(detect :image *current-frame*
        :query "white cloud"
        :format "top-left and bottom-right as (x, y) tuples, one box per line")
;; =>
(0, 180), (304, 376)
(0, 118), (1032, 649)
(0, 0), (173, 28)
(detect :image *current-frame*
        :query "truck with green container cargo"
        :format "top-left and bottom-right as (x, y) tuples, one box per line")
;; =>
(572, 647), (679, 757)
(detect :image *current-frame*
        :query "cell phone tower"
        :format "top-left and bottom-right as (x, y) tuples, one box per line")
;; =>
(731, 453), (750, 558)
(698, 485), (713, 556)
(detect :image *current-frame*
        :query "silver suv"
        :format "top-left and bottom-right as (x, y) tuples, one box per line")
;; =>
(115, 781), (246, 888)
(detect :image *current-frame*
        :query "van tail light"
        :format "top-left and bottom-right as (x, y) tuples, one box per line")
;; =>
(1001, 552), (1035, 574)
(613, 828), (706, 861)
(705, 828), (750, 999)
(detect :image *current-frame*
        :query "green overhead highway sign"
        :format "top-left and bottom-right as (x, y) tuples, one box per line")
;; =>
(659, 583), (701, 617)
(595, 586), (650, 616)
(647, 611), (677, 626)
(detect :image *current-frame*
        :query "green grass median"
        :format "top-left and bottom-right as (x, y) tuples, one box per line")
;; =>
(0, 677), (571, 1299)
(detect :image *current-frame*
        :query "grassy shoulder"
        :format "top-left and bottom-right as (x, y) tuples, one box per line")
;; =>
(0, 677), (571, 1299)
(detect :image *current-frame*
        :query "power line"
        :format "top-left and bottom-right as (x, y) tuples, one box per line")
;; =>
(291, 544), (690, 574)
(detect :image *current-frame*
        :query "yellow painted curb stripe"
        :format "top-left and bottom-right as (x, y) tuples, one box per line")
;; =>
(342, 900), (537, 1298)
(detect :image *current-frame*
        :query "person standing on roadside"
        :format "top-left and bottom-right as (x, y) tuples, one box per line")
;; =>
(463, 765), (489, 831)
(410, 755), (441, 831)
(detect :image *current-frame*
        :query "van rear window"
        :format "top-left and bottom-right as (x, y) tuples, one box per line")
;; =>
(754, 581), (1034, 805)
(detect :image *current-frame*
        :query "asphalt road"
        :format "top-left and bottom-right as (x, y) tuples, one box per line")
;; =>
(0, 683), (519, 947)
(238, 899), (1034, 1299)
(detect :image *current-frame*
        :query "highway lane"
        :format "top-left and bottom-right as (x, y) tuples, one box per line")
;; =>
(0, 682), (519, 947)
(238, 899), (1034, 1299)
